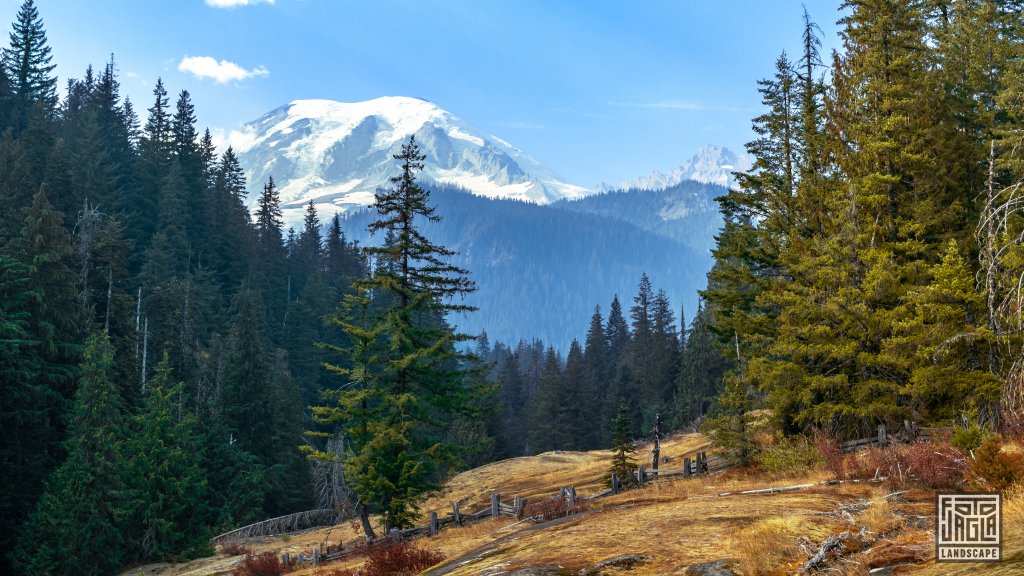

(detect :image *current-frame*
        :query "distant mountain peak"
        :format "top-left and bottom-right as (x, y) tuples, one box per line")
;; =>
(598, 145), (752, 192)
(230, 97), (592, 226)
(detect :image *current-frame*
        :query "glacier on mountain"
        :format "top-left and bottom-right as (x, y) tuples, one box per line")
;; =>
(228, 96), (590, 225)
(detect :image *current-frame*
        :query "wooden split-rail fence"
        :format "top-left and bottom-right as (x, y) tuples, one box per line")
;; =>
(210, 508), (340, 545)
(838, 421), (951, 453)
(276, 450), (733, 568)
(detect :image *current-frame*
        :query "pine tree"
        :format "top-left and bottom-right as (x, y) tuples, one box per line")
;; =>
(608, 403), (638, 485)
(675, 304), (729, 426)
(529, 346), (564, 452)
(0, 255), (45, 573)
(2, 0), (57, 127)
(628, 274), (654, 431)
(0, 128), (33, 242)
(13, 333), (126, 576)
(581, 306), (606, 449)
(310, 136), (479, 533)
(125, 354), (210, 561)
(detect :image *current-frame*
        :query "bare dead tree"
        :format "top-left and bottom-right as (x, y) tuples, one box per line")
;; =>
(73, 199), (103, 312)
(976, 140), (1024, 427)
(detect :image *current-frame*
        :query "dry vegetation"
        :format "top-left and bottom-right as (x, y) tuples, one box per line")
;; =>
(122, 432), (1024, 576)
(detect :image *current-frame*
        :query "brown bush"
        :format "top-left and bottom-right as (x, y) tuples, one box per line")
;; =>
(522, 494), (589, 522)
(220, 543), (252, 556)
(234, 552), (285, 576)
(814, 429), (845, 479)
(361, 541), (445, 576)
(863, 442), (967, 490)
(969, 434), (1024, 491)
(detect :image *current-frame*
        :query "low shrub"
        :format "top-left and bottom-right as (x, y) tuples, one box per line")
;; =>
(361, 541), (445, 576)
(969, 434), (1024, 491)
(814, 429), (845, 479)
(754, 434), (821, 477)
(220, 543), (252, 556)
(234, 552), (285, 576)
(950, 423), (991, 454)
(864, 442), (967, 490)
(521, 494), (589, 522)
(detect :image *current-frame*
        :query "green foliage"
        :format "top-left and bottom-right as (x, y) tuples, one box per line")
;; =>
(754, 435), (821, 477)
(13, 333), (125, 576)
(125, 354), (211, 561)
(609, 403), (638, 484)
(951, 421), (993, 455)
(701, 375), (760, 466)
(310, 136), (481, 532)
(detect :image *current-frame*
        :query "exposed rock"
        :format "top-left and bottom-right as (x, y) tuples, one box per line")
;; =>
(682, 560), (737, 576)
(578, 554), (653, 575)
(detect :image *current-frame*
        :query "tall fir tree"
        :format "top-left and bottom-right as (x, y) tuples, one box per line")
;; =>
(309, 136), (480, 533)
(13, 333), (126, 576)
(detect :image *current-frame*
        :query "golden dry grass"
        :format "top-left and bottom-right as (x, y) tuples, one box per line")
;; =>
(734, 517), (804, 576)
(124, 434), (1024, 576)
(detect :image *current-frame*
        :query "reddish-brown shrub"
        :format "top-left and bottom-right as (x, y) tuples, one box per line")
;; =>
(361, 541), (445, 576)
(234, 552), (285, 576)
(814, 429), (845, 479)
(863, 442), (967, 490)
(221, 543), (252, 556)
(969, 435), (1024, 491)
(521, 494), (589, 522)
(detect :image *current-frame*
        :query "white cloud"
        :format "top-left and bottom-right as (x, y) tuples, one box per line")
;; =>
(178, 56), (269, 84)
(205, 0), (274, 7)
(210, 126), (259, 153)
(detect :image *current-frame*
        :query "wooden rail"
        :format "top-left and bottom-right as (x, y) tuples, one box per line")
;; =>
(210, 508), (339, 545)
(276, 447), (734, 568)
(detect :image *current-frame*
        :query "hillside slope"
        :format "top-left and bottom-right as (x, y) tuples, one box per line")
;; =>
(122, 434), (1023, 576)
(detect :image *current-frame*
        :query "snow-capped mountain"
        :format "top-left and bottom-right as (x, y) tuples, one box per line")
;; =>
(227, 97), (590, 224)
(598, 145), (752, 191)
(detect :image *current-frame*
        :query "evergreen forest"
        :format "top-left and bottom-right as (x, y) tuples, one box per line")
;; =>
(1, 0), (1024, 574)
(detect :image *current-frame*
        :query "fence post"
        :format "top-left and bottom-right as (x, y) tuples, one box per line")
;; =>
(513, 496), (522, 518)
(281, 553), (289, 567)
(390, 527), (401, 542)
(313, 547), (320, 565)
(611, 472), (619, 494)
(683, 457), (691, 478)
(518, 497), (527, 519)
(567, 486), (577, 513)
(491, 493), (500, 518)
(878, 424), (887, 446)
(453, 501), (462, 526)
(429, 511), (438, 536)
(701, 451), (708, 472)
(638, 465), (646, 485)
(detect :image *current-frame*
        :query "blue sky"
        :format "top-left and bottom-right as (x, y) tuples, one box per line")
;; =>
(8, 0), (843, 186)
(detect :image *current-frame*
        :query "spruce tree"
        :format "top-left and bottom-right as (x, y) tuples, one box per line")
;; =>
(13, 333), (126, 576)
(310, 136), (480, 533)
(126, 354), (210, 561)
(0, 255), (45, 573)
(2, 0), (57, 126)
(609, 403), (638, 485)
